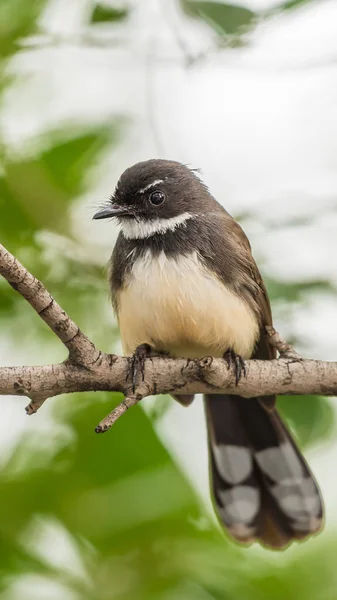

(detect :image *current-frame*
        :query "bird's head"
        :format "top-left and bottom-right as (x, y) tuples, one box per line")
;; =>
(93, 159), (213, 238)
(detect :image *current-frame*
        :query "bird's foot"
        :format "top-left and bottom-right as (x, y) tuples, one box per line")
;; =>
(223, 348), (246, 386)
(127, 344), (152, 393)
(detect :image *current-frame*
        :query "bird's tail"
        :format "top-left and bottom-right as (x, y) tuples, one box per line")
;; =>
(204, 394), (324, 549)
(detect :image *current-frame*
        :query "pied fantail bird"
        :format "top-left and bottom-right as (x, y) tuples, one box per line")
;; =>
(93, 159), (323, 549)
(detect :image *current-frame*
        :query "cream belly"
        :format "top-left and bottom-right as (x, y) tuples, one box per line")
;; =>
(116, 250), (259, 359)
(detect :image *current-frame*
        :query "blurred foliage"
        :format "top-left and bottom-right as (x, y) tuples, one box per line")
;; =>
(0, 0), (47, 59)
(181, 0), (322, 43)
(0, 124), (119, 349)
(274, 0), (316, 11)
(0, 394), (204, 599)
(181, 1), (256, 37)
(1, 126), (117, 249)
(266, 277), (336, 304)
(0, 1), (336, 600)
(278, 395), (335, 448)
(91, 3), (129, 24)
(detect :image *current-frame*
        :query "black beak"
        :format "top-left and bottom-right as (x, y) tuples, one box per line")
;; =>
(92, 205), (130, 220)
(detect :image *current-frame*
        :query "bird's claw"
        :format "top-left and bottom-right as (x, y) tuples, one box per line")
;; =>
(223, 348), (246, 386)
(127, 344), (151, 393)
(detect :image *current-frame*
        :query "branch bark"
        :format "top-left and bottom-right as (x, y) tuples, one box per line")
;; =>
(0, 242), (336, 432)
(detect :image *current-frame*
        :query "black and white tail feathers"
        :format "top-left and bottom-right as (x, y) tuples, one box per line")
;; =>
(204, 394), (324, 549)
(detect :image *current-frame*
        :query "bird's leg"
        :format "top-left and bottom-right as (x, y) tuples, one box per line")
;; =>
(127, 343), (152, 393)
(223, 348), (246, 386)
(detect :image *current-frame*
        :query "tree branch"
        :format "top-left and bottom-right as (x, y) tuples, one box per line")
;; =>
(0, 242), (336, 433)
(0, 243), (99, 364)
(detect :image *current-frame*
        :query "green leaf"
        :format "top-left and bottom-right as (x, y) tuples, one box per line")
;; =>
(90, 3), (129, 24)
(278, 395), (335, 448)
(0, 0), (47, 59)
(0, 124), (119, 249)
(274, 0), (316, 11)
(0, 123), (120, 326)
(263, 0), (321, 19)
(181, 0), (320, 40)
(265, 277), (335, 304)
(181, 1), (256, 36)
(0, 392), (203, 598)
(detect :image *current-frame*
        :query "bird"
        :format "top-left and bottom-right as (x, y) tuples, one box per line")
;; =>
(93, 158), (323, 549)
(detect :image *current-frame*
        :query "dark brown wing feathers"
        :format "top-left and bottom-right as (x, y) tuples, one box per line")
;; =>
(204, 211), (323, 549)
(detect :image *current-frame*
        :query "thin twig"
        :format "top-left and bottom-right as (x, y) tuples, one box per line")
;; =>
(95, 395), (142, 433)
(266, 326), (301, 360)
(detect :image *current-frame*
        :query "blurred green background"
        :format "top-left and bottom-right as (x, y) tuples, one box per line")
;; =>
(1, 1), (337, 599)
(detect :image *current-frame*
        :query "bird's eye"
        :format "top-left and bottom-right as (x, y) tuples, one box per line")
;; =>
(149, 190), (166, 206)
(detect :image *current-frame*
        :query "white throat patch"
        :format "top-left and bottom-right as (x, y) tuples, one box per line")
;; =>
(120, 212), (194, 239)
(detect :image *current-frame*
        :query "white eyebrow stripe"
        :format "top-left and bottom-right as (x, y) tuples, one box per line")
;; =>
(121, 212), (195, 239)
(138, 179), (164, 194)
